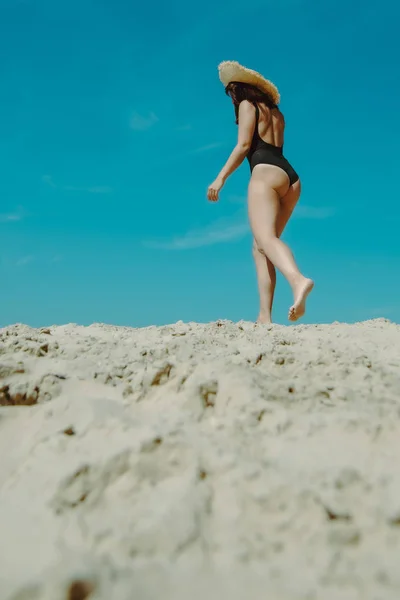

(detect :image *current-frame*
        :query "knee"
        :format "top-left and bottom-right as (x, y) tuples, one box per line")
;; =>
(252, 241), (265, 257)
(253, 235), (276, 255)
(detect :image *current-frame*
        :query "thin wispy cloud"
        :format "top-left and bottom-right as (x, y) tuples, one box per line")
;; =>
(42, 175), (57, 188)
(130, 111), (159, 131)
(144, 200), (334, 251)
(0, 206), (25, 222)
(42, 176), (112, 194)
(295, 205), (336, 219)
(144, 214), (249, 250)
(189, 142), (224, 154)
(16, 255), (34, 267)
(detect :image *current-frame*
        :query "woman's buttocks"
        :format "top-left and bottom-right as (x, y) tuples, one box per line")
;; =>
(249, 148), (299, 186)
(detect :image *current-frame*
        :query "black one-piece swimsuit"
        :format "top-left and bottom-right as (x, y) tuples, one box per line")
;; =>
(247, 103), (299, 186)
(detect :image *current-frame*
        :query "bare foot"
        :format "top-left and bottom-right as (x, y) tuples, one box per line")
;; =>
(288, 277), (314, 322)
(256, 313), (272, 325)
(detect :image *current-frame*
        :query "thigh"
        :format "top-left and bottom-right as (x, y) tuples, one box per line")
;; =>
(248, 165), (289, 240)
(276, 179), (301, 237)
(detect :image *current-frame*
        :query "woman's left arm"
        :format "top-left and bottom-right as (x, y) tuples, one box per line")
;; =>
(207, 101), (255, 202)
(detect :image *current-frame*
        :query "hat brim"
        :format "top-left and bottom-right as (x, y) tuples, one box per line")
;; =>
(218, 60), (280, 105)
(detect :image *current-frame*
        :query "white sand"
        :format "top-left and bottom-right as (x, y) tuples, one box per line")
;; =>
(1, 319), (400, 600)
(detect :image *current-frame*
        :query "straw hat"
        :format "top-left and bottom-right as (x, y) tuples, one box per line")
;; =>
(218, 60), (280, 105)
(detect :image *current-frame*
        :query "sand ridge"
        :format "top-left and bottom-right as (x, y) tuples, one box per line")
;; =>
(1, 319), (400, 599)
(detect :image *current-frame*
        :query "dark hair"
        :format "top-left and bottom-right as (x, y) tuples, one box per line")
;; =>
(225, 81), (277, 124)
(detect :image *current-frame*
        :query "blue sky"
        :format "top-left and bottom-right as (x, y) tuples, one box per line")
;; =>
(1, 0), (399, 327)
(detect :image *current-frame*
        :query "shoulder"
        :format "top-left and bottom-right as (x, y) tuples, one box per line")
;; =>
(238, 100), (256, 114)
(238, 100), (256, 121)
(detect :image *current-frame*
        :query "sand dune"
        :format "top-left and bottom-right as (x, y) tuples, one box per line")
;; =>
(1, 319), (400, 600)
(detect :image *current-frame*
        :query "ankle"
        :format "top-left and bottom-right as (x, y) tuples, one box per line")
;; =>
(289, 272), (305, 289)
(257, 311), (272, 324)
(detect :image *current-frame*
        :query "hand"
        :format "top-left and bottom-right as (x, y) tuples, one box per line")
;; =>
(207, 177), (224, 202)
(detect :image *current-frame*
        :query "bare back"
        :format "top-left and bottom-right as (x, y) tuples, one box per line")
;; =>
(255, 102), (285, 148)
(246, 100), (299, 187)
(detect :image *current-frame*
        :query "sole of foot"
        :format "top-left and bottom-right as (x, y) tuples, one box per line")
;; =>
(288, 278), (314, 322)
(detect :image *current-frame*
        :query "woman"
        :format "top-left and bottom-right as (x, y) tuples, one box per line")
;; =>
(207, 61), (313, 323)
